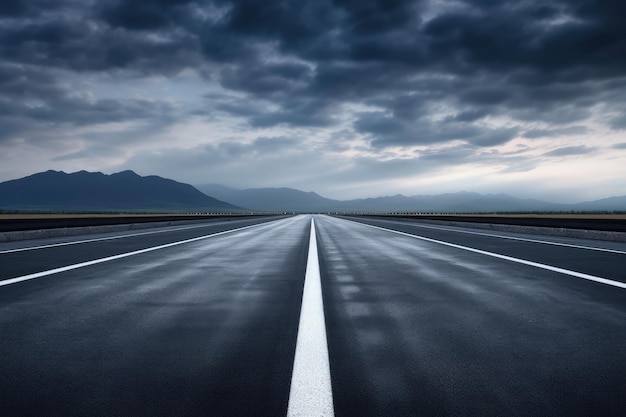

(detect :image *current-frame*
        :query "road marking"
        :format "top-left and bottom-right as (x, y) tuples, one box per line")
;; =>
(287, 218), (334, 417)
(0, 221), (254, 254)
(377, 219), (626, 255)
(0, 222), (266, 287)
(359, 222), (626, 290)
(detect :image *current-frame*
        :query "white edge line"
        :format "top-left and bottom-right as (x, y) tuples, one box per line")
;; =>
(385, 220), (626, 255)
(359, 222), (626, 290)
(0, 222), (266, 287)
(287, 217), (334, 417)
(0, 220), (252, 254)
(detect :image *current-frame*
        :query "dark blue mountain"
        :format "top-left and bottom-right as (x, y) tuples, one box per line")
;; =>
(0, 170), (240, 212)
(574, 195), (626, 211)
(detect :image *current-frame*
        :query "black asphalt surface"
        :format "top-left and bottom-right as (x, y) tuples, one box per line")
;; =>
(2, 214), (626, 416)
(0, 215), (309, 417)
(1, 216), (287, 280)
(316, 215), (626, 417)
(339, 215), (626, 284)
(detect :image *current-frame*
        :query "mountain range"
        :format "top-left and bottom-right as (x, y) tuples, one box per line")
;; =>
(196, 184), (626, 213)
(1, 170), (624, 213)
(197, 184), (338, 212)
(0, 170), (239, 212)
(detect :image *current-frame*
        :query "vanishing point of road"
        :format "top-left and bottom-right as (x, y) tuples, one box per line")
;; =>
(1, 215), (625, 416)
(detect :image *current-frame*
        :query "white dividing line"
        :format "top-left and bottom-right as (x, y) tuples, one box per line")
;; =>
(0, 221), (244, 254)
(287, 218), (334, 417)
(385, 220), (626, 255)
(359, 222), (626, 290)
(0, 222), (265, 287)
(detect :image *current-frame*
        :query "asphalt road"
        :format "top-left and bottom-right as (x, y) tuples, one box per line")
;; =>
(2, 214), (626, 416)
(318, 215), (626, 417)
(0, 215), (308, 417)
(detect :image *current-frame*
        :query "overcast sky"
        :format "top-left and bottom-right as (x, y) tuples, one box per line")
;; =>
(1, 0), (626, 202)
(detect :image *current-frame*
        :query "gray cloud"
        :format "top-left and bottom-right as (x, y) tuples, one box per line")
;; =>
(609, 113), (626, 130)
(3, 0), (625, 133)
(543, 145), (596, 157)
(212, 136), (301, 157)
(355, 111), (520, 148)
(0, 62), (178, 142)
(1, 0), (626, 199)
(523, 126), (589, 139)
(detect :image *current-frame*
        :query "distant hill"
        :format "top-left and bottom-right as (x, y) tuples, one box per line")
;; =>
(196, 184), (338, 212)
(196, 184), (626, 213)
(337, 192), (570, 212)
(0, 170), (241, 212)
(573, 196), (626, 211)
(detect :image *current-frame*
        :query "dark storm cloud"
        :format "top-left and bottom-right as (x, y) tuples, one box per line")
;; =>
(0, 21), (200, 74)
(0, 62), (177, 142)
(211, 93), (337, 128)
(355, 110), (519, 148)
(100, 0), (197, 31)
(0, 0), (201, 74)
(0, 63), (59, 100)
(0, 0), (78, 17)
(220, 62), (312, 94)
(2, 0), (626, 150)
(249, 99), (338, 128)
(449, 109), (491, 123)
(0, 95), (174, 126)
(5, 0), (626, 80)
(609, 113), (626, 130)
(423, 1), (626, 79)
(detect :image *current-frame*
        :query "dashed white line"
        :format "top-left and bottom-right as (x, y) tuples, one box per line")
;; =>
(0, 222), (265, 287)
(359, 222), (626, 290)
(287, 217), (334, 417)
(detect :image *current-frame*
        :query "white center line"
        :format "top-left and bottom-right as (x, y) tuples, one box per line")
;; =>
(287, 217), (335, 417)
(359, 221), (626, 290)
(0, 222), (266, 287)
